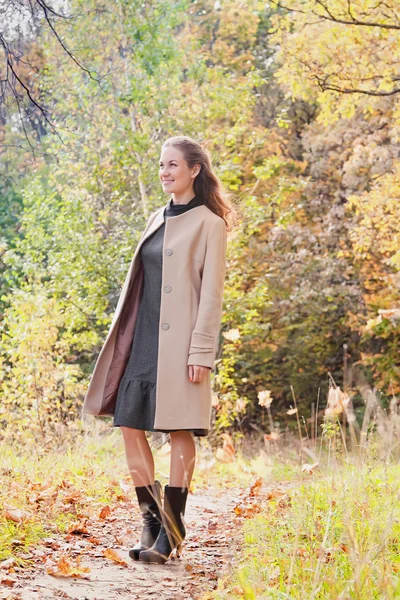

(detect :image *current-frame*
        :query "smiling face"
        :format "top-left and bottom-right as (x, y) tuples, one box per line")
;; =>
(159, 145), (200, 198)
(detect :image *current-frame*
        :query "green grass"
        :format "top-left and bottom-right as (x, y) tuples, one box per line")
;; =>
(208, 459), (400, 599)
(0, 519), (47, 563)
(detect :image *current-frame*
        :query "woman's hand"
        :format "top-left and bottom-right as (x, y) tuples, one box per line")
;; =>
(188, 364), (211, 383)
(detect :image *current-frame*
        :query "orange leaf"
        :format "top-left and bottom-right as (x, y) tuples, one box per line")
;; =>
(47, 554), (90, 579)
(102, 548), (128, 566)
(248, 477), (262, 498)
(99, 505), (111, 519)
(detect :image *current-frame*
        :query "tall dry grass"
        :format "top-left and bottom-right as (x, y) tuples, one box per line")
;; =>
(208, 379), (400, 599)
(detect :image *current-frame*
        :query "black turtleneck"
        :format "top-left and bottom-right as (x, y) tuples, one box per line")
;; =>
(164, 194), (205, 217)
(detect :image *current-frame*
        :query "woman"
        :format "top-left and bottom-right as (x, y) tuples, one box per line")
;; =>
(82, 135), (235, 564)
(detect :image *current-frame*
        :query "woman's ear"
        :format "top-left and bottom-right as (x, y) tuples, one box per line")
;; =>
(192, 164), (201, 178)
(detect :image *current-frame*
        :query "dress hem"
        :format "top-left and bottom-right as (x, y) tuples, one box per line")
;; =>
(113, 423), (209, 437)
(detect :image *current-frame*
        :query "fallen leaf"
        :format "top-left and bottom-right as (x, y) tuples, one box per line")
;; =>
(248, 477), (262, 498)
(102, 548), (128, 566)
(67, 521), (89, 535)
(99, 505), (111, 519)
(1, 575), (16, 587)
(4, 507), (31, 523)
(47, 554), (90, 579)
(87, 537), (101, 545)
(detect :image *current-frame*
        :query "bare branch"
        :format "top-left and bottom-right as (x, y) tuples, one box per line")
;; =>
(271, 0), (400, 29)
(0, 0), (110, 151)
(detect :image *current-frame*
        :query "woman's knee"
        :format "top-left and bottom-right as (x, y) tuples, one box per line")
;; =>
(120, 427), (148, 446)
(170, 430), (195, 447)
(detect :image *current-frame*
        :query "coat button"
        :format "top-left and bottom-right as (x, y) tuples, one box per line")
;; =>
(164, 285), (172, 293)
(161, 322), (170, 330)
(165, 248), (173, 256)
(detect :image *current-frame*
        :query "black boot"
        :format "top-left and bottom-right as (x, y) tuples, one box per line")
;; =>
(139, 485), (188, 564)
(129, 480), (162, 560)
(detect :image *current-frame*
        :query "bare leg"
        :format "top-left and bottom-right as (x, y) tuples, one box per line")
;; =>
(120, 427), (155, 487)
(169, 431), (196, 488)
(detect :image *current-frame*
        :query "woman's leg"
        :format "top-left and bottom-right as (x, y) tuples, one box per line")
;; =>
(169, 431), (196, 488)
(120, 427), (155, 487)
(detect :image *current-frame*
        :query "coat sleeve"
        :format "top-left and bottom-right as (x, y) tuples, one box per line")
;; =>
(187, 217), (227, 369)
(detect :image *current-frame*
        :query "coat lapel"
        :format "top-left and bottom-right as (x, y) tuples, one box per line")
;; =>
(140, 206), (166, 248)
(98, 205), (167, 414)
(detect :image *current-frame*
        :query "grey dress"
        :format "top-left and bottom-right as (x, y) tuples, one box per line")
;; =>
(113, 195), (208, 436)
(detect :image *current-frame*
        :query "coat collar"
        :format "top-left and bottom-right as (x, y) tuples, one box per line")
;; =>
(141, 202), (206, 248)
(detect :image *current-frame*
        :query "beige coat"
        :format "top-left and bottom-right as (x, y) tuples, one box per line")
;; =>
(81, 201), (227, 430)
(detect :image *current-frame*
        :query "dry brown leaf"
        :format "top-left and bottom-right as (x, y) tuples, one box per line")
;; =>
(115, 493), (129, 502)
(87, 537), (101, 545)
(1, 575), (16, 587)
(63, 491), (82, 504)
(102, 548), (128, 566)
(67, 521), (89, 535)
(248, 477), (262, 498)
(301, 462), (319, 474)
(4, 507), (31, 523)
(47, 554), (90, 579)
(99, 505), (111, 519)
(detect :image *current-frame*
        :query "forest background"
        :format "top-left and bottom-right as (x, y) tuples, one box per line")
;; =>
(1, 0), (400, 443)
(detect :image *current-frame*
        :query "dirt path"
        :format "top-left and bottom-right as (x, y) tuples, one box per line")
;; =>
(10, 486), (241, 600)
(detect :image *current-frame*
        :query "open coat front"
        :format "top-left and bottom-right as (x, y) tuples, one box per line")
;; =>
(81, 202), (228, 430)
